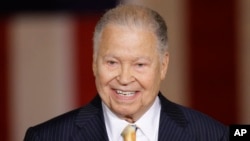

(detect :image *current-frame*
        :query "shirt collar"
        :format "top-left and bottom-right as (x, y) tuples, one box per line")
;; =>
(102, 102), (128, 141)
(134, 96), (161, 141)
(102, 96), (161, 141)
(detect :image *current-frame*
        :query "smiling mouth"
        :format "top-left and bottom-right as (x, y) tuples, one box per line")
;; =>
(116, 90), (136, 96)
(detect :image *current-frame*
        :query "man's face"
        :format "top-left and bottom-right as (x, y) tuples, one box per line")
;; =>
(93, 24), (168, 122)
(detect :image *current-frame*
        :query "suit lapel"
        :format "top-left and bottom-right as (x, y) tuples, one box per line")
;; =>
(158, 93), (196, 141)
(72, 95), (109, 141)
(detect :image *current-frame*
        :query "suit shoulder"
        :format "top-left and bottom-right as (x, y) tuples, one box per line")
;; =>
(159, 94), (228, 140)
(181, 105), (229, 139)
(29, 107), (81, 131)
(24, 96), (104, 141)
(176, 102), (229, 139)
(178, 104), (225, 127)
(159, 94), (226, 128)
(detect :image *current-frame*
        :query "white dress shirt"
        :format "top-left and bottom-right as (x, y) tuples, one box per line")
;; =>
(102, 96), (161, 141)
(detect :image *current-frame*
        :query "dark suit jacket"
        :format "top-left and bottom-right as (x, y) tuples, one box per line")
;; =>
(24, 93), (229, 141)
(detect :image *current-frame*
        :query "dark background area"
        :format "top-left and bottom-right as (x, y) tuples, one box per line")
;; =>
(0, 0), (118, 13)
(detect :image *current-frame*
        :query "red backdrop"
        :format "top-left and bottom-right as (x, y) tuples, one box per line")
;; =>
(188, 0), (238, 124)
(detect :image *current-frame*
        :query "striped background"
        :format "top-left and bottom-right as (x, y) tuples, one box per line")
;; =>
(1, 0), (250, 140)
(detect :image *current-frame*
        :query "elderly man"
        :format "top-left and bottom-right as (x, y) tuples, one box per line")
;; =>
(24, 4), (229, 141)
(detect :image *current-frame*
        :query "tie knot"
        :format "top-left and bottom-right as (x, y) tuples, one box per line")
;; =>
(121, 124), (137, 141)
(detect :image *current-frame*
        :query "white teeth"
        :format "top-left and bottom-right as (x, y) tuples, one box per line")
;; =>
(116, 90), (135, 96)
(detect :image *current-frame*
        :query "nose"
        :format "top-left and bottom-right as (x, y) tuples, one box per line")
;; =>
(117, 65), (135, 85)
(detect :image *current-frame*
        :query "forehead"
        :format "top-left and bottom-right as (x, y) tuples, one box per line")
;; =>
(99, 24), (157, 51)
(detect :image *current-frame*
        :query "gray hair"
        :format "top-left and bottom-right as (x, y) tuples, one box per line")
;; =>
(93, 4), (168, 59)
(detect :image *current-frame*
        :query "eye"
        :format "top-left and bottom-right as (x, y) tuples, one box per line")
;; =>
(134, 59), (151, 71)
(107, 60), (117, 66)
(137, 63), (145, 67)
(135, 62), (148, 68)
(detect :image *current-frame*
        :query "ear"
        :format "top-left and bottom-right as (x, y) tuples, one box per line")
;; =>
(160, 52), (169, 80)
(92, 55), (97, 77)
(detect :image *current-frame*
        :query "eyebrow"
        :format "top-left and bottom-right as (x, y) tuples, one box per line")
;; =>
(134, 57), (152, 62)
(103, 55), (152, 62)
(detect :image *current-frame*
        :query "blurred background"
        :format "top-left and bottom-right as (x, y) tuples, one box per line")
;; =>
(1, 0), (249, 140)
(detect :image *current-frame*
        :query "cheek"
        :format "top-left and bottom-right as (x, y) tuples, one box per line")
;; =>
(96, 66), (118, 85)
(137, 69), (161, 88)
(137, 70), (161, 102)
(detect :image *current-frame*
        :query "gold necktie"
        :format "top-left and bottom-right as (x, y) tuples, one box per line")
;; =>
(121, 124), (137, 141)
